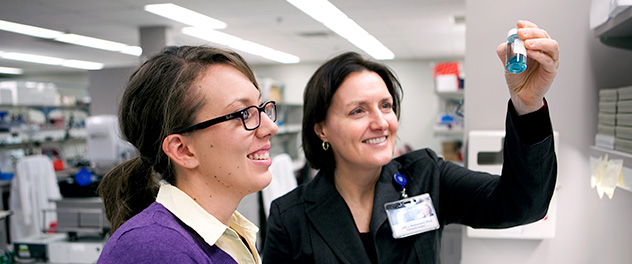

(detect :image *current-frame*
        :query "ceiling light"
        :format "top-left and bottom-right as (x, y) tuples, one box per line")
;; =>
(53, 34), (142, 55)
(55, 34), (128, 51)
(0, 51), (103, 70)
(54, 34), (142, 55)
(0, 20), (63, 39)
(287, 0), (394, 60)
(144, 3), (227, 29)
(0, 19), (141, 57)
(148, 4), (298, 63)
(120, 46), (143, 56)
(1, 52), (64, 65)
(182, 27), (300, 64)
(62, 60), (104, 70)
(0, 66), (23, 75)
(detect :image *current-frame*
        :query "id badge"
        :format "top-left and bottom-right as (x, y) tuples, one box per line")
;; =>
(384, 193), (439, 239)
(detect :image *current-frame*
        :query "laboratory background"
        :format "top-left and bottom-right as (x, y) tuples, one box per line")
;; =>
(0, 0), (630, 263)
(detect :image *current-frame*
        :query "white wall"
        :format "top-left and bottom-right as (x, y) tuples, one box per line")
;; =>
(464, 0), (632, 264)
(253, 63), (320, 105)
(88, 67), (132, 115)
(253, 58), (445, 156)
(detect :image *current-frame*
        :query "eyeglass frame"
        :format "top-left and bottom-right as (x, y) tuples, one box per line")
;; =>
(173, 100), (276, 134)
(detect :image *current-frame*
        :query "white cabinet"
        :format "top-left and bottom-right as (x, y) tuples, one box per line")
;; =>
(435, 90), (464, 137)
(591, 6), (632, 194)
(593, 6), (632, 50)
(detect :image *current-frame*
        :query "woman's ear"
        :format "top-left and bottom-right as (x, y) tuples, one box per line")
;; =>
(162, 134), (198, 169)
(313, 122), (328, 142)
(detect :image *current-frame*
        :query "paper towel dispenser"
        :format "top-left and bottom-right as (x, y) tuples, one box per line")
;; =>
(466, 130), (558, 239)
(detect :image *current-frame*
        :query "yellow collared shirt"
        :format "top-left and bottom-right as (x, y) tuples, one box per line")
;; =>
(156, 182), (260, 264)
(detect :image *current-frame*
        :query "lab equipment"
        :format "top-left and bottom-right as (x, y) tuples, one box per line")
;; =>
(13, 232), (105, 263)
(85, 115), (135, 175)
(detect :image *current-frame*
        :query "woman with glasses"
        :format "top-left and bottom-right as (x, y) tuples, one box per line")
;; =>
(263, 20), (559, 263)
(97, 45), (277, 263)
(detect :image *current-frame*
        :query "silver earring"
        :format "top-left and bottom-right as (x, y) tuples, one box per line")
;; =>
(322, 141), (330, 151)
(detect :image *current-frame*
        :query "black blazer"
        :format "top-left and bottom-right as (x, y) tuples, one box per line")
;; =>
(262, 102), (557, 264)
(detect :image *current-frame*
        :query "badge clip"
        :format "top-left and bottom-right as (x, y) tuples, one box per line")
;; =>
(393, 173), (408, 198)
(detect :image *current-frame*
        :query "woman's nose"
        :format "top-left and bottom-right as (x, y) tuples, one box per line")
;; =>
(257, 111), (278, 138)
(369, 110), (388, 130)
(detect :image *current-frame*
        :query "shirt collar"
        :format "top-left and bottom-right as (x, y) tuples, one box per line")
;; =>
(155, 182), (259, 246)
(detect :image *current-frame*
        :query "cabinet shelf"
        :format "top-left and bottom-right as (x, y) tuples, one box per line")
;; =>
(436, 90), (464, 138)
(433, 127), (464, 136)
(594, 6), (632, 50)
(436, 90), (464, 101)
(0, 104), (89, 110)
(589, 145), (632, 192)
(0, 128), (87, 149)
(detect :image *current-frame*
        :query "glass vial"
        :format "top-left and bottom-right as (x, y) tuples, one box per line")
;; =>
(506, 28), (527, 74)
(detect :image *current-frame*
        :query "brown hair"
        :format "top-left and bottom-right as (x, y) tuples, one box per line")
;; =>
(302, 52), (402, 172)
(98, 46), (258, 233)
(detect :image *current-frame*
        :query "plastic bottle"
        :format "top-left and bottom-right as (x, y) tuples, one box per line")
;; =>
(506, 28), (527, 74)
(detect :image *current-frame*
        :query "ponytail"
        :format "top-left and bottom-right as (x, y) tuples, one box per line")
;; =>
(98, 156), (159, 233)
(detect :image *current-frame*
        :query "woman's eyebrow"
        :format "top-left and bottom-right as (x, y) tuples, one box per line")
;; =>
(224, 97), (253, 110)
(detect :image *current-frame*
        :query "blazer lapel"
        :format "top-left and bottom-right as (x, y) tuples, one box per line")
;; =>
(370, 162), (402, 233)
(304, 172), (371, 264)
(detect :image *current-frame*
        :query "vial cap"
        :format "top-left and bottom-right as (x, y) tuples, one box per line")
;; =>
(507, 28), (518, 37)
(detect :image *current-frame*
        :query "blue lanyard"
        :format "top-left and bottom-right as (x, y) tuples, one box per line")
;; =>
(393, 173), (408, 198)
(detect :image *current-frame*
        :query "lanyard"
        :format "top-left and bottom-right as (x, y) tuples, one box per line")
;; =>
(393, 173), (408, 198)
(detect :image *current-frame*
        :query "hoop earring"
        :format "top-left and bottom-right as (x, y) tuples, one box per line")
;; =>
(322, 141), (330, 151)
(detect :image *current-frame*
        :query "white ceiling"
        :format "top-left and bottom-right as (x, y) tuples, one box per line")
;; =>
(0, 0), (465, 75)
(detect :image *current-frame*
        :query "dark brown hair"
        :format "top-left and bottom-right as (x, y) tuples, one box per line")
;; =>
(302, 52), (403, 172)
(98, 46), (258, 233)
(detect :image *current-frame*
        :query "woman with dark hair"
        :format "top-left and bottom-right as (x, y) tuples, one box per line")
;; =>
(263, 20), (559, 263)
(97, 45), (278, 263)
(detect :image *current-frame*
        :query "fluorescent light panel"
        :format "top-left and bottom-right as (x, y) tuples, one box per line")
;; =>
(287, 0), (394, 60)
(145, 3), (299, 64)
(0, 20), (63, 39)
(0, 19), (142, 56)
(120, 46), (143, 56)
(0, 66), (23, 75)
(0, 51), (103, 70)
(182, 27), (299, 64)
(55, 34), (128, 52)
(1, 52), (63, 65)
(62, 60), (104, 70)
(144, 3), (227, 29)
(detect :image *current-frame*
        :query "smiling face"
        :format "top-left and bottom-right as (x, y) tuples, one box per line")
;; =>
(315, 70), (398, 172)
(184, 63), (278, 197)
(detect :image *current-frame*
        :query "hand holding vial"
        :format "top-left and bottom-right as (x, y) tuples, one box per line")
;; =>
(496, 20), (559, 115)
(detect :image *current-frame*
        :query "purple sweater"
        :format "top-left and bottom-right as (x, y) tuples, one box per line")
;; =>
(98, 202), (237, 264)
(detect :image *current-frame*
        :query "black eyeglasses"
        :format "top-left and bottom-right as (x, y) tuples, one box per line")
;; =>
(174, 101), (276, 134)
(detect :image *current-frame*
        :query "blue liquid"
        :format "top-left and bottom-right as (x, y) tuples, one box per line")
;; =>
(506, 54), (527, 74)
